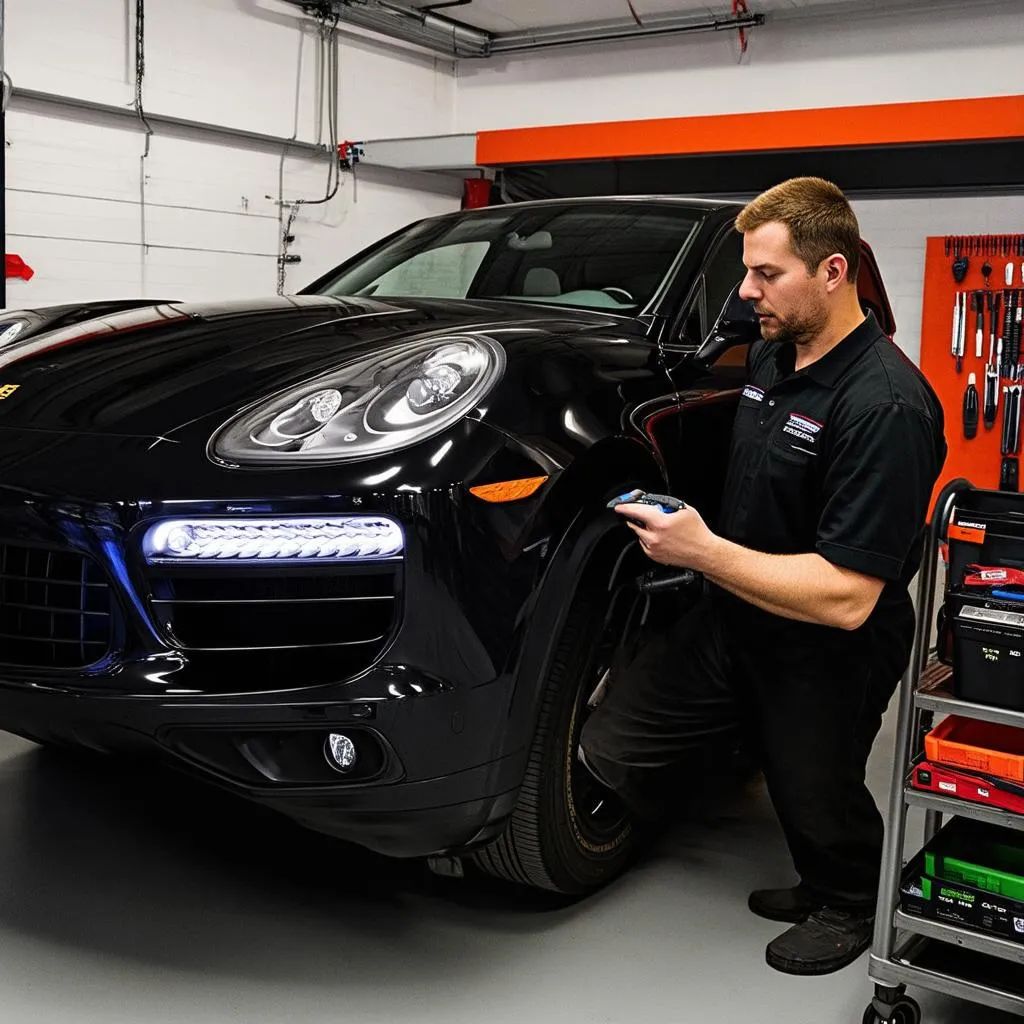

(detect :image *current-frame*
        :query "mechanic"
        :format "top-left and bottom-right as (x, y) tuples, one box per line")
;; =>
(579, 177), (947, 976)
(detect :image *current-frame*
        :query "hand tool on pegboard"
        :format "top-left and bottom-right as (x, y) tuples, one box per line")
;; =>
(1002, 289), (1016, 379)
(973, 290), (986, 359)
(984, 291), (1001, 428)
(1000, 382), (1021, 491)
(953, 236), (969, 283)
(1014, 289), (1024, 379)
(951, 290), (967, 373)
(963, 372), (979, 440)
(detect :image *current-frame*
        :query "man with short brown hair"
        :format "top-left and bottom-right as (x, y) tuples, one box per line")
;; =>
(581, 177), (946, 975)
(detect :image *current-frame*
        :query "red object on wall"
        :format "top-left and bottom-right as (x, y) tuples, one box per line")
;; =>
(919, 235), (1020, 507)
(463, 178), (491, 209)
(5, 255), (34, 281)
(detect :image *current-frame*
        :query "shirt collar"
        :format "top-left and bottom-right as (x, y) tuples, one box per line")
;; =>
(773, 313), (882, 389)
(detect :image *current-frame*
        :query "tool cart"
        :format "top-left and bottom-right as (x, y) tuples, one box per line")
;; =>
(867, 478), (1024, 1024)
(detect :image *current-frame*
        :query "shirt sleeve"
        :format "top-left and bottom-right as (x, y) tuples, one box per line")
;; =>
(816, 402), (943, 580)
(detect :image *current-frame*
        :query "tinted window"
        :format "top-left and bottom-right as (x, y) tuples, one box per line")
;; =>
(314, 203), (703, 314)
(704, 232), (747, 327)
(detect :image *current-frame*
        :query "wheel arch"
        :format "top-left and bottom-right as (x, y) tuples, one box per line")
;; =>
(501, 434), (666, 753)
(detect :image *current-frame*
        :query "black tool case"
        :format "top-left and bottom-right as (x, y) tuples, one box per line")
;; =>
(942, 490), (1024, 711)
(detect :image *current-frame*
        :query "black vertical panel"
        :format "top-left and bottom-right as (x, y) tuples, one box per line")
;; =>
(498, 140), (1024, 202)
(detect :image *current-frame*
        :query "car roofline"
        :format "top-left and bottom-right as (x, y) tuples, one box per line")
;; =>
(424, 195), (739, 218)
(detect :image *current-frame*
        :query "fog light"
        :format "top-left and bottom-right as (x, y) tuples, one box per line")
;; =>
(325, 732), (357, 773)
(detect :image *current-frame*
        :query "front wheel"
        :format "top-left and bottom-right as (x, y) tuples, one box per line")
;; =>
(472, 539), (647, 894)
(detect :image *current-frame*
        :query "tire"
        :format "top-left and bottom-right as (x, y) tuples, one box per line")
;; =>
(472, 537), (646, 895)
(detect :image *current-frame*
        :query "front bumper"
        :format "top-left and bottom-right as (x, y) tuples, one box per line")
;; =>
(0, 477), (548, 857)
(0, 674), (525, 857)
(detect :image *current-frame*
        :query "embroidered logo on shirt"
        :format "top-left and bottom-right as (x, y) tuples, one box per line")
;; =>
(742, 385), (764, 403)
(781, 412), (824, 450)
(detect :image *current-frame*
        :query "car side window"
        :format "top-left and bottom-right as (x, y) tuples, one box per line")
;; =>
(704, 232), (747, 329)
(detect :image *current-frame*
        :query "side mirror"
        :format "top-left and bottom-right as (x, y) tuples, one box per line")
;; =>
(693, 285), (761, 367)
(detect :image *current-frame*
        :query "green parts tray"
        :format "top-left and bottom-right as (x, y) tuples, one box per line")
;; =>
(923, 818), (1024, 901)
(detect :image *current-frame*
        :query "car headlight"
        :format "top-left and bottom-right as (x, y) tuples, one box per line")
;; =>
(209, 335), (505, 466)
(0, 321), (27, 348)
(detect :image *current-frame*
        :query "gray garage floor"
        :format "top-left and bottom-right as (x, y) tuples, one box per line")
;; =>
(0, 708), (1014, 1024)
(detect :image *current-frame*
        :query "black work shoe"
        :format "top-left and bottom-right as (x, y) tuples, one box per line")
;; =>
(748, 885), (826, 924)
(765, 907), (875, 976)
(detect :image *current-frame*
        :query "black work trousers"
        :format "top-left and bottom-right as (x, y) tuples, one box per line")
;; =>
(579, 588), (908, 908)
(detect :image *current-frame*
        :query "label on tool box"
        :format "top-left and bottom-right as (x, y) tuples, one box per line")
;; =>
(958, 605), (1024, 629)
(950, 519), (987, 544)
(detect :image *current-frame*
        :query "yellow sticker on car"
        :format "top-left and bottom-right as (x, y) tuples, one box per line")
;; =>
(0, 384), (19, 400)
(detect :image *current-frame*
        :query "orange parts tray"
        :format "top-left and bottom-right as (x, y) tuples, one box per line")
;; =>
(925, 716), (1024, 783)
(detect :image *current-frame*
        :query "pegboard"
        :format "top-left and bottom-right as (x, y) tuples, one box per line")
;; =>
(919, 234), (1024, 508)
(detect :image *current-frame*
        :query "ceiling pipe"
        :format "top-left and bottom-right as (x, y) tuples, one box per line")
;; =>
(280, 1), (765, 59)
(281, 0), (490, 57)
(488, 12), (766, 54)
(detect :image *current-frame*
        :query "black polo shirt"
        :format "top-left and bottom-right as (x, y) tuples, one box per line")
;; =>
(718, 313), (946, 654)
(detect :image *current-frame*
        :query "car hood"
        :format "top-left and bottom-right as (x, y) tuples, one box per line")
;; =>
(0, 295), (626, 438)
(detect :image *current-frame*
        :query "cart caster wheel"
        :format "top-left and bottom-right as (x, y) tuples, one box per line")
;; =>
(862, 996), (921, 1024)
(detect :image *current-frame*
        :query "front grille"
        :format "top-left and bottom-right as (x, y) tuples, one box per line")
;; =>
(0, 543), (113, 669)
(147, 564), (401, 690)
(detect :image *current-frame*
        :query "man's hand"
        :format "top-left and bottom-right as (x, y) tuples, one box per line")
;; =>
(612, 500), (884, 630)
(613, 502), (720, 572)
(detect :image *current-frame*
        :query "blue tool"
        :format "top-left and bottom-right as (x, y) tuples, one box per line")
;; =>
(992, 589), (1024, 602)
(606, 489), (686, 514)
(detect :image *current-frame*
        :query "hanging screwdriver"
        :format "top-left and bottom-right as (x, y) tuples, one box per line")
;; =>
(974, 290), (985, 359)
(986, 291), (1003, 428)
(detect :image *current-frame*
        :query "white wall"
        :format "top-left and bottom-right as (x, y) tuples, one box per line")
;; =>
(3, 0), (462, 310)
(450, 0), (1024, 364)
(853, 196), (1024, 365)
(454, 0), (1024, 130)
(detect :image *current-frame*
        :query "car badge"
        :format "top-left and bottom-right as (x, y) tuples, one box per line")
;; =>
(0, 384), (20, 400)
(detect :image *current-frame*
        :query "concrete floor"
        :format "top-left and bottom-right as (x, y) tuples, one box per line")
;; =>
(0, 711), (1016, 1024)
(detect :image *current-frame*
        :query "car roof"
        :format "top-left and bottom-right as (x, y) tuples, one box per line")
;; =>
(429, 195), (740, 218)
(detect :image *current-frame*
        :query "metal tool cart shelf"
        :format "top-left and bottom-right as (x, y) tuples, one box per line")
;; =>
(867, 479), (1024, 1024)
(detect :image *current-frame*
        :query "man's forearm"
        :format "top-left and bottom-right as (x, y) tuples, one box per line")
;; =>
(701, 536), (879, 630)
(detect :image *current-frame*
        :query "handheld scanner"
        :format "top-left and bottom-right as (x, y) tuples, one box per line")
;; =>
(606, 489), (687, 514)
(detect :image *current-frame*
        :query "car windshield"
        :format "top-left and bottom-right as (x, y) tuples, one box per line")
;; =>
(311, 202), (703, 314)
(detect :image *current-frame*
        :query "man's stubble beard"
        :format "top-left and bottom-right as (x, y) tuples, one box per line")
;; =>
(760, 300), (829, 348)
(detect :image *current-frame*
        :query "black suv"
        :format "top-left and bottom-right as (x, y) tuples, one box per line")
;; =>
(0, 198), (894, 894)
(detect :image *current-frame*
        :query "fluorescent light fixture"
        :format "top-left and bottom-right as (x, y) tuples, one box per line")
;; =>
(143, 516), (404, 563)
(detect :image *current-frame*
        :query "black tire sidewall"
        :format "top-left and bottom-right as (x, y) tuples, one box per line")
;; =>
(532, 573), (637, 893)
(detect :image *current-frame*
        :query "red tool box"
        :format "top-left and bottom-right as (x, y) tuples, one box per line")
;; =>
(912, 760), (1024, 816)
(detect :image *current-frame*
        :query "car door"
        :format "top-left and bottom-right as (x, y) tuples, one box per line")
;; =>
(643, 228), (749, 528)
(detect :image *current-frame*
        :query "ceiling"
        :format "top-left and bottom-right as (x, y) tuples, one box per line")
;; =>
(411, 0), (902, 33)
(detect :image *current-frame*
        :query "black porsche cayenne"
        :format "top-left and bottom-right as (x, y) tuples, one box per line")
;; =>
(0, 198), (894, 894)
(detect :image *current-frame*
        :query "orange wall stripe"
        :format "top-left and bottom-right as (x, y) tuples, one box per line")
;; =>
(475, 95), (1024, 166)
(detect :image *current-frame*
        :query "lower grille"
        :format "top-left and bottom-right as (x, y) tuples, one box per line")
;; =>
(0, 543), (113, 669)
(147, 565), (401, 690)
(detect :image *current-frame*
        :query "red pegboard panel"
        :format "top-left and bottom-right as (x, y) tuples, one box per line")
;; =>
(919, 235), (1024, 509)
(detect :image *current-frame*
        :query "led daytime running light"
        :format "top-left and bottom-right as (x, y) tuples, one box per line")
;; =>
(143, 517), (404, 563)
